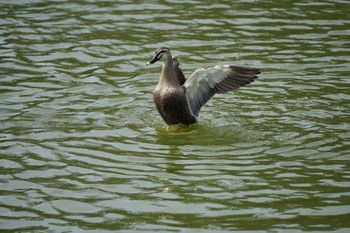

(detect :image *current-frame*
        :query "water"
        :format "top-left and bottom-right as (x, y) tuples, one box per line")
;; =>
(1, 0), (349, 232)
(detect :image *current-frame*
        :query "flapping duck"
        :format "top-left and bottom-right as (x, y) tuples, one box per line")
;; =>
(147, 47), (261, 127)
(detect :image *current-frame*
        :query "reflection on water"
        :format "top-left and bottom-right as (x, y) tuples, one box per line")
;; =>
(1, 0), (349, 232)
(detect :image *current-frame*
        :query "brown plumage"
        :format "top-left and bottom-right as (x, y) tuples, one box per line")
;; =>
(172, 57), (186, 85)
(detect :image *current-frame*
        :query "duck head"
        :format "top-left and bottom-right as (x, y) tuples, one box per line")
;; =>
(147, 47), (172, 65)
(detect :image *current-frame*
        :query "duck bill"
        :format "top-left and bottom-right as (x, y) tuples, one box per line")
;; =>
(146, 55), (160, 65)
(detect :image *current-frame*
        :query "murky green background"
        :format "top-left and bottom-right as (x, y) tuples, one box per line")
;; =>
(1, 0), (349, 232)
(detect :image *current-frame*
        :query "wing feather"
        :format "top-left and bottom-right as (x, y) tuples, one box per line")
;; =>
(184, 65), (260, 116)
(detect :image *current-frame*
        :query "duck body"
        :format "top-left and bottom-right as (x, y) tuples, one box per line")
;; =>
(153, 86), (197, 125)
(152, 55), (196, 125)
(147, 47), (261, 126)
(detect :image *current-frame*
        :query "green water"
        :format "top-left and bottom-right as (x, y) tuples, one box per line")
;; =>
(1, 0), (349, 232)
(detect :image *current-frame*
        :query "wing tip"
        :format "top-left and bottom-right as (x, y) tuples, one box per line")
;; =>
(229, 65), (261, 76)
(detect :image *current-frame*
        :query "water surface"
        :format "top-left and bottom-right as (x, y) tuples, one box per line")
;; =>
(1, 0), (349, 232)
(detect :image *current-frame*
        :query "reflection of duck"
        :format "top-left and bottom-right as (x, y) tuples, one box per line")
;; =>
(147, 47), (261, 126)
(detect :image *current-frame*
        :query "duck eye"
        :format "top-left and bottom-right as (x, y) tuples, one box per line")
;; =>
(155, 50), (164, 57)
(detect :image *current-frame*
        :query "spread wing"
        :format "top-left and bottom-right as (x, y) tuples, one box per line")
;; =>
(184, 65), (260, 116)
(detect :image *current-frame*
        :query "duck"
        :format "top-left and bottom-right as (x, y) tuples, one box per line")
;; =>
(147, 46), (261, 127)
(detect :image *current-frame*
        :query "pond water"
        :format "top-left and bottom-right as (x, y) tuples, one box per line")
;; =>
(1, 0), (349, 232)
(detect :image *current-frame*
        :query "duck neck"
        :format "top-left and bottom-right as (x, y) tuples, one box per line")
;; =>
(158, 56), (179, 87)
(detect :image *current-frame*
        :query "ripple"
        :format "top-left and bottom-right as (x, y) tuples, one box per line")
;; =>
(51, 199), (101, 214)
